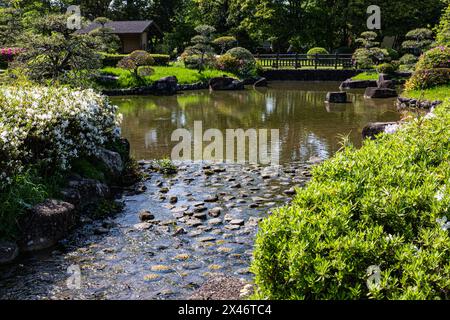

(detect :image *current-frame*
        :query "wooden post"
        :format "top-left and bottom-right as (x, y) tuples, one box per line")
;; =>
(315, 53), (318, 70)
(335, 53), (338, 70)
(276, 52), (279, 69)
(295, 53), (298, 69)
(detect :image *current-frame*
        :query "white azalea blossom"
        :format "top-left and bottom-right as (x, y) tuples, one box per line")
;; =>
(0, 86), (122, 188)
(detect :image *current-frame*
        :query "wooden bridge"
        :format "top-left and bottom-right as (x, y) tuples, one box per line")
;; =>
(254, 53), (354, 70)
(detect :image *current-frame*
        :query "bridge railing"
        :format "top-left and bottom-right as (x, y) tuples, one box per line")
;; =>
(254, 53), (355, 70)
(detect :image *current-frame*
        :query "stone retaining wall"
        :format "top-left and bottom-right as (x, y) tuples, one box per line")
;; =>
(262, 69), (359, 81)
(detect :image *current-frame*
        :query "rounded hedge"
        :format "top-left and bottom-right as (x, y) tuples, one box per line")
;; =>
(376, 63), (395, 74)
(415, 46), (450, 70)
(226, 47), (255, 64)
(252, 102), (450, 300)
(405, 68), (450, 90)
(307, 47), (329, 56)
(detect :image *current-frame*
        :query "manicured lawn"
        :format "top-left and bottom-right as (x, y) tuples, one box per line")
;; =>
(100, 66), (238, 88)
(351, 71), (378, 80)
(403, 85), (450, 102)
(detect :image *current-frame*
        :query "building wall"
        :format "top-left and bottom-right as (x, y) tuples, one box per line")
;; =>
(119, 34), (144, 53)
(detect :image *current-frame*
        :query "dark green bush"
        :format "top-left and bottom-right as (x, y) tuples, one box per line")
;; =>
(252, 102), (450, 300)
(101, 53), (170, 67)
(415, 46), (450, 70)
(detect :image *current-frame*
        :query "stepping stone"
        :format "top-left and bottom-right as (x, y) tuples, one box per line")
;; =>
(208, 207), (223, 217)
(230, 219), (245, 226)
(150, 265), (174, 273)
(198, 236), (216, 242)
(194, 212), (207, 220)
(208, 218), (223, 225)
(169, 196), (178, 204)
(204, 195), (219, 202)
(186, 218), (203, 227)
(225, 224), (241, 231)
(284, 188), (296, 195)
(133, 222), (152, 230)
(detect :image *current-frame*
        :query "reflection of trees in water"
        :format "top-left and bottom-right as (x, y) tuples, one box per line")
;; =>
(113, 85), (400, 162)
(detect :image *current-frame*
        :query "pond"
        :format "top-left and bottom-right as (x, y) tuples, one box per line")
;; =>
(116, 81), (399, 163)
(0, 82), (400, 300)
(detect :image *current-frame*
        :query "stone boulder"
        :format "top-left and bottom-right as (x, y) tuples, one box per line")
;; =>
(19, 200), (76, 252)
(209, 77), (244, 91)
(154, 76), (178, 95)
(326, 92), (347, 103)
(0, 241), (19, 265)
(60, 177), (110, 211)
(339, 79), (378, 90)
(377, 73), (396, 89)
(253, 77), (268, 87)
(362, 122), (398, 139)
(364, 87), (398, 99)
(96, 148), (123, 178)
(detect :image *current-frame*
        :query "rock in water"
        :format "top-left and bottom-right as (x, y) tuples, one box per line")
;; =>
(139, 210), (155, 221)
(209, 77), (245, 91)
(0, 242), (19, 265)
(19, 200), (76, 252)
(362, 122), (399, 139)
(325, 92), (347, 103)
(364, 87), (398, 99)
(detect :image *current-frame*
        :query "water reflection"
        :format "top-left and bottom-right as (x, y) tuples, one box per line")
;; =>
(112, 81), (400, 164)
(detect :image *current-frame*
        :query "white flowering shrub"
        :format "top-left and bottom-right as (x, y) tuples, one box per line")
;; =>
(0, 86), (122, 188)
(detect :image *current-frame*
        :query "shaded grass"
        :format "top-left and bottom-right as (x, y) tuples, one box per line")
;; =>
(100, 66), (238, 88)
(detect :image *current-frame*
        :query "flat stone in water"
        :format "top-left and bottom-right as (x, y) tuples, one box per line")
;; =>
(186, 219), (203, 227)
(198, 236), (216, 242)
(208, 218), (222, 225)
(230, 219), (245, 226)
(204, 195), (219, 202)
(193, 212), (207, 220)
(150, 265), (174, 273)
(133, 222), (152, 230)
(225, 224), (241, 231)
(208, 207), (223, 217)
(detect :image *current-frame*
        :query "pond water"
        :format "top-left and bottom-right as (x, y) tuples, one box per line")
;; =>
(0, 82), (400, 300)
(116, 82), (399, 163)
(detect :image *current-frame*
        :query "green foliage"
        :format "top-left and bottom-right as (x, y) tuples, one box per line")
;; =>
(15, 14), (101, 87)
(402, 28), (435, 55)
(89, 17), (121, 54)
(400, 54), (419, 65)
(101, 53), (170, 68)
(307, 47), (329, 56)
(356, 31), (379, 49)
(100, 66), (237, 88)
(213, 36), (237, 54)
(155, 158), (178, 174)
(252, 101), (450, 300)
(415, 46), (450, 70)
(436, 3), (450, 46)
(405, 68), (450, 90)
(118, 50), (155, 81)
(351, 71), (378, 81)
(386, 48), (399, 60)
(404, 84), (450, 101)
(376, 63), (396, 74)
(182, 24), (216, 73)
(216, 53), (241, 74)
(0, 170), (49, 240)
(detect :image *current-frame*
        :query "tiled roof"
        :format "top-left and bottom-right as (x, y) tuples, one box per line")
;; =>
(77, 20), (155, 34)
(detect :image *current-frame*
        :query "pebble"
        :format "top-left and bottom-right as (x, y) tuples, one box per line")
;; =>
(139, 210), (155, 222)
(169, 196), (178, 204)
(198, 236), (216, 242)
(208, 207), (223, 217)
(133, 222), (152, 230)
(204, 194), (219, 202)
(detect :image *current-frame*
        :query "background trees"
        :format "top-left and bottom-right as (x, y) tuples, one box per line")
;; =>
(0, 0), (448, 54)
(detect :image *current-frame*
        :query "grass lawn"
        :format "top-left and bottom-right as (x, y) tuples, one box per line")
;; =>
(351, 71), (378, 80)
(402, 85), (450, 102)
(100, 66), (238, 88)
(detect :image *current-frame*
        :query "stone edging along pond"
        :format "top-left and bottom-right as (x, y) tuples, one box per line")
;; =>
(0, 138), (141, 265)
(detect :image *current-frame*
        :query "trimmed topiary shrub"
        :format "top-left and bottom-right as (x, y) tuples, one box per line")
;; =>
(376, 63), (395, 74)
(225, 47), (257, 77)
(118, 50), (155, 78)
(307, 47), (329, 57)
(252, 101), (450, 300)
(400, 54), (418, 66)
(215, 53), (241, 75)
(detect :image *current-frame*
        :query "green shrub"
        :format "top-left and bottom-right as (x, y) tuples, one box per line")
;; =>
(100, 53), (128, 67)
(252, 101), (450, 300)
(436, 4), (450, 46)
(405, 68), (450, 90)
(376, 63), (395, 74)
(216, 53), (241, 74)
(399, 54), (418, 65)
(225, 47), (257, 77)
(415, 46), (450, 70)
(212, 36), (237, 53)
(386, 48), (399, 60)
(101, 53), (170, 67)
(307, 47), (329, 57)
